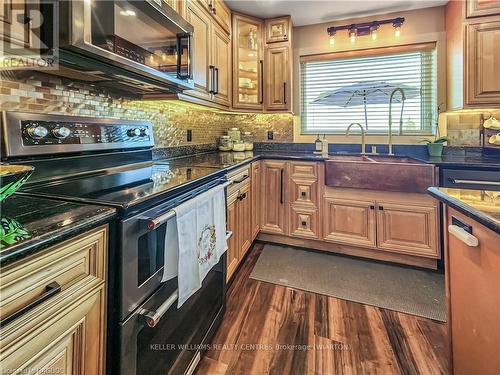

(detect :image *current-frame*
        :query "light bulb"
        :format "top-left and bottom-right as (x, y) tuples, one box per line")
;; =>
(394, 25), (401, 37)
(329, 35), (335, 45)
(349, 28), (357, 43)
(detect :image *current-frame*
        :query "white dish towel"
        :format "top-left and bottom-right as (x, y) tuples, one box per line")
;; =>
(162, 183), (228, 307)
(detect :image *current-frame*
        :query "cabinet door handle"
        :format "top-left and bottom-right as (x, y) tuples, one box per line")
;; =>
(214, 67), (219, 95)
(448, 225), (479, 247)
(233, 175), (249, 184)
(301, 220), (307, 227)
(209, 65), (214, 94)
(259, 60), (264, 104)
(370, 205), (375, 210)
(280, 168), (284, 204)
(283, 82), (287, 104)
(0, 281), (61, 328)
(378, 205), (384, 210)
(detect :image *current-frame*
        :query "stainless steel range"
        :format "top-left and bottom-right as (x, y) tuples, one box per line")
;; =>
(1, 111), (228, 375)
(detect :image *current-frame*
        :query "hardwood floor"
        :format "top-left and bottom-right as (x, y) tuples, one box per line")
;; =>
(196, 243), (450, 375)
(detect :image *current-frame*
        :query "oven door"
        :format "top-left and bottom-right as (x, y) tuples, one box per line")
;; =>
(119, 254), (226, 375)
(59, 0), (193, 91)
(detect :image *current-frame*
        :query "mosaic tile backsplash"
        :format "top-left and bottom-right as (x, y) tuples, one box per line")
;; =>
(443, 109), (500, 146)
(0, 71), (294, 148)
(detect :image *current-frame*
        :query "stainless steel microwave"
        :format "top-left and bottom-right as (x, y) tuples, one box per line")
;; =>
(56, 0), (194, 94)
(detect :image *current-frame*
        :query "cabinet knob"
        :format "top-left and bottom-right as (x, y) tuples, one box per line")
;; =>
(301, 191), (307, 197)
(378, 206), (384, 210)
(370, 205), (375, 210)
(301, 220), (307, 227)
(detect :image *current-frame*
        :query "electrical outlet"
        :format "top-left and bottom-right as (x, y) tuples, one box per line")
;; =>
(187, 129), (192, 142)
(267, 130), (274, 140)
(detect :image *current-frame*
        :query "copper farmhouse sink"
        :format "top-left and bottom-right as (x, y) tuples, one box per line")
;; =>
(325, 155), (436, 193)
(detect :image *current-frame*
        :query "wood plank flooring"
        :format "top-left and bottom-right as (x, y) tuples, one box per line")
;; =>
(195, 243), (450, 375)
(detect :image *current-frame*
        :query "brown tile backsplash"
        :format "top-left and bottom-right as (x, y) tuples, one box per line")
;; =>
(443, 109), (500, 146)
(0, 71), (294, 148)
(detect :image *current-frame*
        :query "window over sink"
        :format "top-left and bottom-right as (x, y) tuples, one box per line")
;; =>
(300, 43), (437, 135)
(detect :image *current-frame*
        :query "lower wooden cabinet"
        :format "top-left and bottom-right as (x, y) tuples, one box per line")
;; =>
(250, 161), (261, 239)
(0, 226), (108, 375)
(323, 198), (376, 247)
(260, 160), (288, 235)
(446, 208), (500, 374)
(376, 202), (439, 257)
(226, 167), (253, 281)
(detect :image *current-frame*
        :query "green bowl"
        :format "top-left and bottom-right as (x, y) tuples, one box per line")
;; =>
(0, 164), (34, 202)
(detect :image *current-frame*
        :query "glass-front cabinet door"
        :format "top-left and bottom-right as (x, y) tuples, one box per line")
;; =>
(232, 14), (263, 110)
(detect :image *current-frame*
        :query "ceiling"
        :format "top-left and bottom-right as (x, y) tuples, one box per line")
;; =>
(225, 0), (448, 26)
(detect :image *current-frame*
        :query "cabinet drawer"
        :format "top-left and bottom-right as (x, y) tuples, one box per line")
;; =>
(227, 165), (250, 197)
(289, 206), (319, 239)
(0, 226), (107, 324)
(290, 180), (318, 206)
(290, 161), (318, 180)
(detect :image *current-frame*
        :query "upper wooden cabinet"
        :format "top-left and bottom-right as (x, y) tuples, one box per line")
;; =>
(232, 14), (293, 112)
(467, 0), (500, 17)
(232, 13), (264, 110)
(198, 0), (231, 33)
(265, 16), (291, 44)
(264, 45), (291, 111)
(465, 19), (500, 106)
(446, 1), (500, 109)
(163, 0), (187, 18)
(184, 0), (231, 107)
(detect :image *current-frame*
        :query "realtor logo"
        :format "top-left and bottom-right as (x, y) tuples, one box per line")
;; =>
(0, 0), (58, 70)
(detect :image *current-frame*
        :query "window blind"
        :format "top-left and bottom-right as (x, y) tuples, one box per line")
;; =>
(300, 47), (437, 134)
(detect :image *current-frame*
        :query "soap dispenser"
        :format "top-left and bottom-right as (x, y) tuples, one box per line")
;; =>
(314, 134), (322, 154)
(321, 134), (329, 155)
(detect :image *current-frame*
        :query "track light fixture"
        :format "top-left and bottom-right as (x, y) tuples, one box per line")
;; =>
(327, 17), (405, 45)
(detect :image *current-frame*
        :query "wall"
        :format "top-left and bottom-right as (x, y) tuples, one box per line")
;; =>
(0, 71), (294, 147)
(291, 6), (447, 144)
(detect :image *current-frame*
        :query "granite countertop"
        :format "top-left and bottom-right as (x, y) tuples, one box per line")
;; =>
(0, 195), (116, 266)
(158, 148), (500, 171)
(428, 187), (500, 234)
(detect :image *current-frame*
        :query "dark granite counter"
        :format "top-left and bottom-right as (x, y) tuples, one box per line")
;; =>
(428, 187), (500, 234)
(0, 195), (116, 266)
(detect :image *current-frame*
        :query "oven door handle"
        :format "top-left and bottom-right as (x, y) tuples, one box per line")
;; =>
(448, 178), (500, 186)
(140, 289), (179, 328)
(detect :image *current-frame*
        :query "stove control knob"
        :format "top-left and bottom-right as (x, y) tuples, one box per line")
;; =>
(52, 126), (71, 139)
(27, 125), (48, 139)
(127, 128), (141, 137)
(140, 128), (150, 137)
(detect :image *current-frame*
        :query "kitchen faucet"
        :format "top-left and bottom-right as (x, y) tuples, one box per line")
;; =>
(345, 122), (366, 155)
(388, 87), (406, 156)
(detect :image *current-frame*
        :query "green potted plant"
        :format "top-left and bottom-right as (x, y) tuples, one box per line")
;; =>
(420, 136), (450, 157)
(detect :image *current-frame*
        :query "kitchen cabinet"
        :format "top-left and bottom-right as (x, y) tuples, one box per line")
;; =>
(0, 226), (108, 375)
(265, 16), (290, 44)
(446, 1), (500, 108)
(376, 202), (439, 257)
(465, 19), (500, 106)
(467, 0), (500, 17)
(0, 0), (34, 52)
(250, 161), (261, 240)
(226, 195), (239, 281)
(198, 0), (231, 33)
(446, 208), (500, 374)
(226, 166), (253, 281)
(185, 0), (231, 107)
(232, 13), (264, 110)
(211, 23), (231, 106)
(264, 45), (291, 111)
(164, 0), (187, 17)
(260, 160), (288, 235)
(323, 198), (377, 247)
